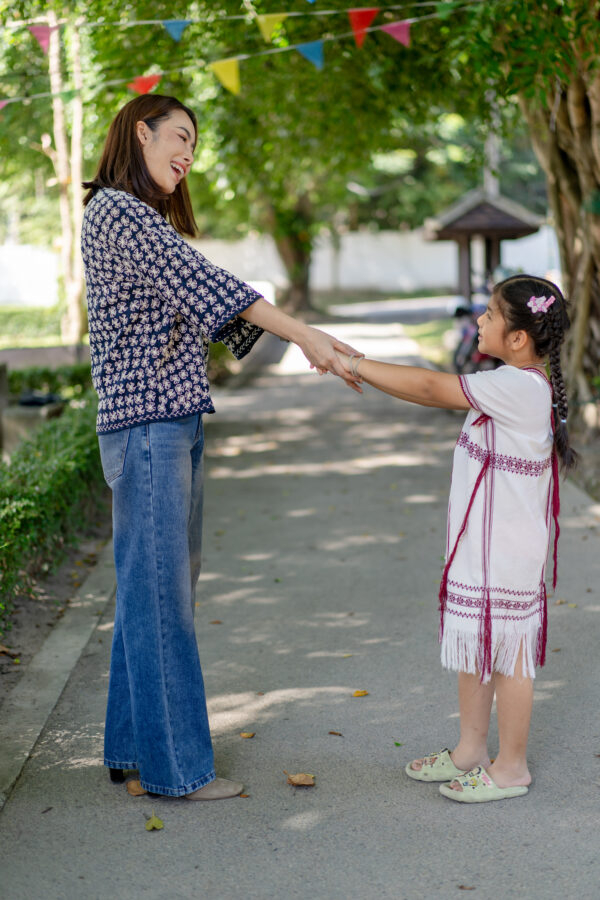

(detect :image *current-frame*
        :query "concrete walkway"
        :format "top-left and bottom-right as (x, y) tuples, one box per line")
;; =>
(1, 321), (600, 899)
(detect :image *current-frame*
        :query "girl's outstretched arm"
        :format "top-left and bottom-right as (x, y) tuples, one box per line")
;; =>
(336, 352), (470, 411)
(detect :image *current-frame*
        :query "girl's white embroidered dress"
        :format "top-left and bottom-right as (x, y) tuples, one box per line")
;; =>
(440, 366), (555, 682)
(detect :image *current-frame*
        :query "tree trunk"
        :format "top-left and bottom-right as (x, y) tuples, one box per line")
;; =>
(518, 87), (600, 425)
(47, 11), (85, 346)
(267, 196), (314, 314)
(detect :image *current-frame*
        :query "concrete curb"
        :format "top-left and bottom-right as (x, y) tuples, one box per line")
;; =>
(0, 540), (116, 810)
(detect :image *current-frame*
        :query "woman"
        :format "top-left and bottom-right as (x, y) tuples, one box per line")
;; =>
(82, 94), (360, 800)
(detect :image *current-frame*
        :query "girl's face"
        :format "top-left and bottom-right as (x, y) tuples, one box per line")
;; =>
(476, 294), (511, 360)
(136, 109), (196, 194)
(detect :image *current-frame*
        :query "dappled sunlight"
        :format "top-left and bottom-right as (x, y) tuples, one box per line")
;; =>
(404, 493), (438, 504)
(207, 685), (353, 735)
(318, 533), (400, 551)
(286, 507), (318, 518)
(282, 811), (325, 832)
(209, 450), (433, 480)
(240, 552), (274, 561)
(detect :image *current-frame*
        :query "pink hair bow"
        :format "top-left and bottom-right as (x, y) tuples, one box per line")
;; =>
(527, 294), (555, 313)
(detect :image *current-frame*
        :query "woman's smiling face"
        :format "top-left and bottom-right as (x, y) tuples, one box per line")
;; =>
(136, 109), (196, 194)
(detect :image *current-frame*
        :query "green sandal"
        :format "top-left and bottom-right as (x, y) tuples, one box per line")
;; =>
(405, 748), (466, 782)
(439, 766), (529, 803)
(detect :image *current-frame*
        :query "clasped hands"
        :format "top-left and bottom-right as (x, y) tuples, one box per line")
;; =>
(301, 327), (364, 393)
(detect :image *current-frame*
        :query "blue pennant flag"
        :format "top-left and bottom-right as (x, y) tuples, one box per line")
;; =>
(297, 40), (324, 69)
(163, 20), (192, 41)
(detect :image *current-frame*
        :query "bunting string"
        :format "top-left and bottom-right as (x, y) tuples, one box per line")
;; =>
(0, 2), (490, 105)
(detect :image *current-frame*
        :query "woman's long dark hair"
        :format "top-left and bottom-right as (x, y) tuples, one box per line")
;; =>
(83, 94), (198, 237)
(495, 274), (577, 473)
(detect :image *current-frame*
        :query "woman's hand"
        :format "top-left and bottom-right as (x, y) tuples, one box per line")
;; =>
(238, 299), (363, 391)
(300, 327), (364, 393)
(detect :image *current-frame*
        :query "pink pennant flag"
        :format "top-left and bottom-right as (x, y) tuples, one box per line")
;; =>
(348, 9), (379, 48)
(28, 25), (52, 55)
(0, 101), (8, 110)
(128, 75), (162, 95)
(381, 21), (411, 47)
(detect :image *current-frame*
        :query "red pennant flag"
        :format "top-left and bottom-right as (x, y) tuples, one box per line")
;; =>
(382, 21), (411, 47)
(128, 74), (162, 95)
(348, 9), (379, 48)
(28, 25), (52, 55)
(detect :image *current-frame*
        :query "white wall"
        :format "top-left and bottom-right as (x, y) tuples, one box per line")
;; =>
(193, 225), (560, 294)
(0, 225), (560, 309)
(0, 243), (59, 307)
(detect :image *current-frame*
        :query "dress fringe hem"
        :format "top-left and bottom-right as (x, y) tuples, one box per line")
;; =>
(440, 623), (539, 682)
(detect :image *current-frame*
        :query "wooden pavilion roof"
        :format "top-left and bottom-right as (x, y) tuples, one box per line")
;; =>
(424, 188), (543, 241)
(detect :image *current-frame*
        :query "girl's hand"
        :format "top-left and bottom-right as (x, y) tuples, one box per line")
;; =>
(300, 328), (363, 393)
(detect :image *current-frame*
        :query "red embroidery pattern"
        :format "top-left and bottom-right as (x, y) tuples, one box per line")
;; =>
(447, 609), (541, 623)
(456, 431), (551, 477)
(447, 579), (539, 598)
(447, 591), (541, 612)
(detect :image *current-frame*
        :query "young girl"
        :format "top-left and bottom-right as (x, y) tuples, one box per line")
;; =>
(337, 275), (576, 803)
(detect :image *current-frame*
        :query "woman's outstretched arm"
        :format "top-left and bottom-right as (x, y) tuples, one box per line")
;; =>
(336, 351), (471, 410)
(240, 298), (364, 391)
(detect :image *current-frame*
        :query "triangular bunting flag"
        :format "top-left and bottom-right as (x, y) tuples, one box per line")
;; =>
(256, 14), (288, 42)
(128, 74), (162, 95)
(0, 100), (8, 110)
(348, 9), (379, 48)
(381, 21), (411, 47)
(208, 59), (241, 95)
(297, 41), (324, 70)
(28, 25), (52, 55)
(163, 20), (192, 42)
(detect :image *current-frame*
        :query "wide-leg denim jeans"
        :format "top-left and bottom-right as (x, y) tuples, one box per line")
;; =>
(98, 414), (216, 796)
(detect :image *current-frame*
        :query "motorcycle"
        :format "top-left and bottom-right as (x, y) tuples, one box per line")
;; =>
(452, 302), (502, 375)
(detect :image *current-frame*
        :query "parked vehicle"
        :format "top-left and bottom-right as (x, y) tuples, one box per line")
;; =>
(452, 302), (502, 374)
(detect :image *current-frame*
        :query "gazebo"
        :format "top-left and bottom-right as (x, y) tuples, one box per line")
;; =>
(424, 188), (543, 302)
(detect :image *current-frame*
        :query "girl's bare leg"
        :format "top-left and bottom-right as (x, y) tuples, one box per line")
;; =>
(409, 671), (493, 773)
(450, 671), (494, 770)
(448, 645), (532, 791)
(486, 646), (533, 788)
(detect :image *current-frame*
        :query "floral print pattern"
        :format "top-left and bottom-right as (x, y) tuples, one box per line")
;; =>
(82, 188), (264, 433)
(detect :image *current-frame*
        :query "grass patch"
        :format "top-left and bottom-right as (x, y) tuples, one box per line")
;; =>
(0, 306), (63, 349)
(403, 318), (455, 368)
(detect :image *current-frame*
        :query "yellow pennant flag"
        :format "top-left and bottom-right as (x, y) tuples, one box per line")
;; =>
(256, 13), (288, 42)
(208, 59), (241, 95)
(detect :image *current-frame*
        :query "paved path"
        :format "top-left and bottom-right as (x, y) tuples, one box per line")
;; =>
(1, 322), (600, 899)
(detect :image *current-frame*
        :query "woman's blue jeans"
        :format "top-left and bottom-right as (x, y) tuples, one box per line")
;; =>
(98, 414), (216, 796)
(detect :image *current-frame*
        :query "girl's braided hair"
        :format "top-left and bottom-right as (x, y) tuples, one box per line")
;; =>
(494, 274), (577, 473)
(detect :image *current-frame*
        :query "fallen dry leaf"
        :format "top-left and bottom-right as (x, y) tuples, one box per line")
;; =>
(0, 644), (18, 658)
(328, 731), (343, 737)
(568, 603), (578, 609)
(555, 599), (567, 605)
(126, 779), (148, 796)
(352, 690), (369, 697)
(240, 732), (255, 739)
(342, 654), (353, 658)
(239, 793), (250, 798)
(458, 887), (476, 892)
(210, 620), (223, 625)
(145, 812), (164, 831)
(552, 648), (561, 652)
(284, 771), (315, 787)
